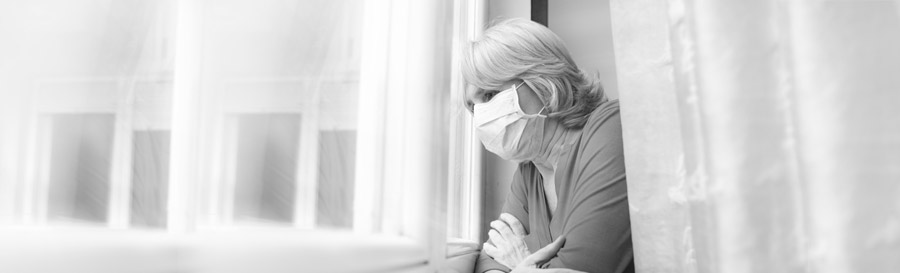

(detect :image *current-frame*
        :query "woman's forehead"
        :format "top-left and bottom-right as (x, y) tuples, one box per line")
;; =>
(465, 86), (483, 99)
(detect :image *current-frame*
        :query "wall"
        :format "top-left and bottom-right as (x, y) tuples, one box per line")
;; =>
(548, 0), (619, 99)
(613, 0), (900, 272)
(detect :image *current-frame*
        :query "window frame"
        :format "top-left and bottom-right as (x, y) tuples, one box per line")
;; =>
(446, 0), (488, 251)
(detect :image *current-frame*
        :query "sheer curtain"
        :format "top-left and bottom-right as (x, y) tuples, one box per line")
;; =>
(0, 0), (176, 227)
(174, 0), (362, 230)
(0, 0), (362, 230)
(0, 0), (466, 272)
(611, 0), (900, 272)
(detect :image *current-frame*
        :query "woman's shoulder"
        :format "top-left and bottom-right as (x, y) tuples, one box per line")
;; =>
(572, 99), (624, 166)
(582, 99), (622, 136)
(569, 101), (626, 190)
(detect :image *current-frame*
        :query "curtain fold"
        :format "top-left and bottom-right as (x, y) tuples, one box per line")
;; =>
(613, 0), (900, 272)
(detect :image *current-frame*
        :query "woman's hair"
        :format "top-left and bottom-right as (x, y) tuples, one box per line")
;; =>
(461, 18), (606, 129)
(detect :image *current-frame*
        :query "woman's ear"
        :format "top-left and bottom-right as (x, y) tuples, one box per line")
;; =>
(516, 82), (545, 114)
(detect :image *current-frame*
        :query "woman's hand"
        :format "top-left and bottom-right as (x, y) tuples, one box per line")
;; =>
(484, 213), (530, 268)
(484, 213), (582, 273)
(511, 237), (585, 273)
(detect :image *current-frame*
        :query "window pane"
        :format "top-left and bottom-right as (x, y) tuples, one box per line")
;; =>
(130, 130), (170, 228)
(47, 114), (115, 224)
(316, 130), (355, 229)
(233, 114), (300, 224)
(0, 0), (175, 228)
(131, 80), (174, 229)
(197, 0), (362, 228)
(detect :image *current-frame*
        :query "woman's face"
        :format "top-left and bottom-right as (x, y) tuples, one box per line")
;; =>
(465, 80), (544, 114)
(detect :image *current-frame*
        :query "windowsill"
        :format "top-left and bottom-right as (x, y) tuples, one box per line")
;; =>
(446, 238), (480, 273)
(0, 228), (428, 273)
(447, 237), (480, 258)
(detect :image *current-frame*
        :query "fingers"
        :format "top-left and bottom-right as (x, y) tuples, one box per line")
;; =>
(522, 236), (566, 266)
(539, 236), (566, 257)
(500, 213), (527, 236)
(483, 242), (500, 258)
(490, 219), (516, 241)
(488, 229), (509, 249)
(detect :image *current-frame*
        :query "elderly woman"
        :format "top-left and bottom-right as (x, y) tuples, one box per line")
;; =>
(462, 19), (634, 273)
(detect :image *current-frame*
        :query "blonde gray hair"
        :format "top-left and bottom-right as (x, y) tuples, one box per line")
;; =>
(462, 18), (606, 129)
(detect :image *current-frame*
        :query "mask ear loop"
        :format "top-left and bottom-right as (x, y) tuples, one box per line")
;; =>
(513, 81), (526, 90)
(519, 80), (548, 117)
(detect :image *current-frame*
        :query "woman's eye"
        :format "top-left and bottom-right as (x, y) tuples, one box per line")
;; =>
(484, 91), (499, 102)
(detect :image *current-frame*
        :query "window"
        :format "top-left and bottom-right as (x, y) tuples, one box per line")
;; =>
(45, 114), (115, 224)
(183, 0), (363, 228)
(0, 0), (365, 231)
(24, 77), (175, 228)
(131, 129), (170, 228)
(446, 0), (487, 258)
(230, 113), (301, 224)
(0, 0), (472, 272)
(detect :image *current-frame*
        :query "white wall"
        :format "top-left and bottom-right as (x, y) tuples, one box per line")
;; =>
(487, 0), (530, 23)
(549, 0), (619, 99)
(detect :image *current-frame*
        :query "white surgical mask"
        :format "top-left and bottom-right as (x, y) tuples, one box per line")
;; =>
(473, 82), (546, 161)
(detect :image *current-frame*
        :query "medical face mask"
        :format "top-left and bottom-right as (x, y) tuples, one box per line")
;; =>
(473, 82), (546, 161)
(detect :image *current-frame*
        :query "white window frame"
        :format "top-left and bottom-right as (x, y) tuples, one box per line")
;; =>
(447, 0), (488, 251)
(442, 1), (489, 271)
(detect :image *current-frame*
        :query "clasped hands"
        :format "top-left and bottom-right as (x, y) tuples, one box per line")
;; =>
(484, 213), (584, 273)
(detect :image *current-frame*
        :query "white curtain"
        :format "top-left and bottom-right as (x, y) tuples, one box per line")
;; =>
(0, 1), (463, 272)
(0, 0), (176, 227)
(0, 0), (361, 230)
(612, 0), (900, 272)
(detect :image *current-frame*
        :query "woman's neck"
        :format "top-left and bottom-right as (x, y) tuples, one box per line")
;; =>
(529, 120), (581, 215)
(531, 123), (581, 172)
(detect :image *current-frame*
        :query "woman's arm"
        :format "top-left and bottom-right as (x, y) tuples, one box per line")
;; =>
(495, 237), (588, 273)
(474, 165), (533, 273)
(543, 179), (631, 272)
(542, 108), (633, 272)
